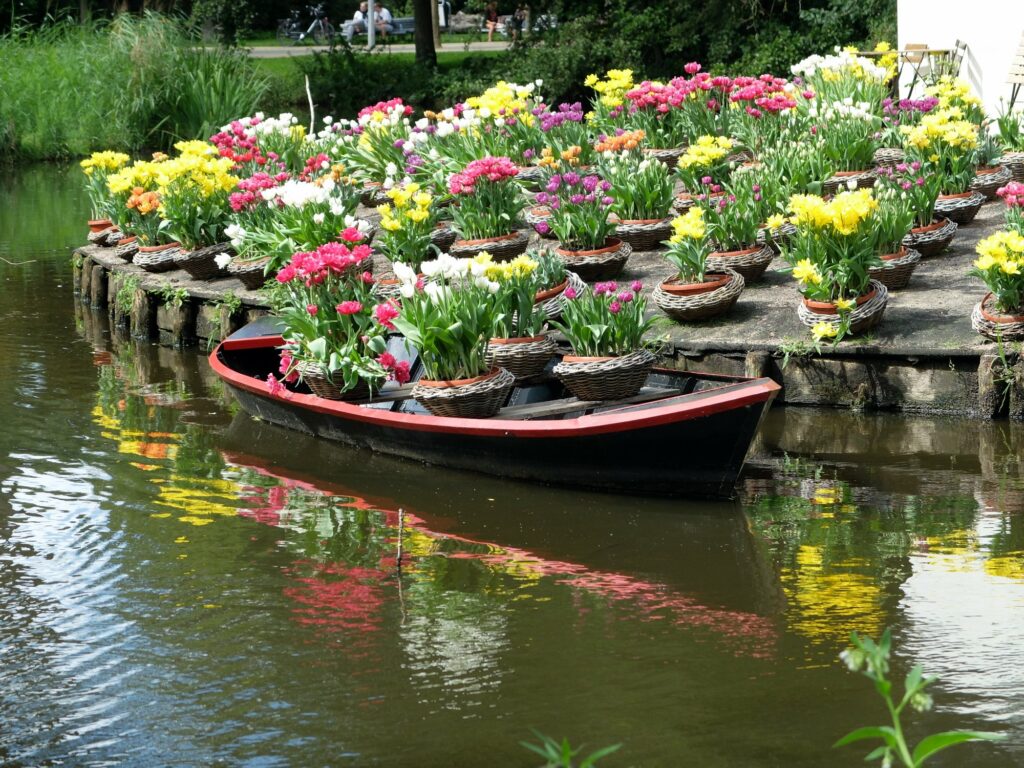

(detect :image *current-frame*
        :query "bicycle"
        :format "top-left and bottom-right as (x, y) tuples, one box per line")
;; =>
(276, 4), (336, 45)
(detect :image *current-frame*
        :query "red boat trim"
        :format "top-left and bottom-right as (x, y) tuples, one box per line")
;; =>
(211, 336), (780, 439)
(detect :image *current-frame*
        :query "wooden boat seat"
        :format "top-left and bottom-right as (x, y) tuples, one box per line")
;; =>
(489, 385), (688, 421)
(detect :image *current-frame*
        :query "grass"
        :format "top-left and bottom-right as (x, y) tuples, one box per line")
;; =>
(240, 30), (494, 47)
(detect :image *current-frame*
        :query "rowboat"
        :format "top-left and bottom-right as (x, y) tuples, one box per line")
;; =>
(210, 319), (780, 497)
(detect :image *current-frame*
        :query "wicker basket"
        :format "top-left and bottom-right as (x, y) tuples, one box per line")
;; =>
(87, 225), (117, 246)
(672, 191), (726, 215)
(971, 294), (1024, 342)
(228, 257), (271, 290)
(614, 218), (672, 251)
(553, 348), (657, 401)
(971, 165), (1014, 201)
(516, 165), (547, 188)
(485, 335), (557, 380)
(360, 183), (390, 208)
(534, 270), (586, 320)
(653, 270), (745, 321)
(873, 147), (906, 168)
(555, 239), (632, 281)
(796, 280), (889, 336)
(756, 221), (798, 255)
(105, 228), (128, 247)
(902, 218), (957, 258)
(998, 151), (1024, 183)
(868, 247), (922, 290)
(112, 236), (139, 261)
(430, 223), (457, 252)
(643, 147), (686, 169)
(449, 230), (530, 261)
(296, 361), (373, 401)
(524, 207), (558, 239)
(412, 367), (515, 418)
(823, 169), (877, 195)
(706, 244), (775, 282)
(934, 191), (985, 225)
(134, 242), (182, 273)
(173, 242), (233, 281)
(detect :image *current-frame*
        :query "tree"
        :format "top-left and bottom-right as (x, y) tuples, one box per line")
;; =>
(412, 0), (436, 68)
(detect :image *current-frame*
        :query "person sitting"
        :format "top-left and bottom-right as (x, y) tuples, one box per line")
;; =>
(375, 4), (394, 40)
(508, 3), (527, 42)
(484, 1), (498, 42)
(343, 1), (368, 43)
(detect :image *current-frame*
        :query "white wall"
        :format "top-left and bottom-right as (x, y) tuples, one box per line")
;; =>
(898, 0), (1024, 117)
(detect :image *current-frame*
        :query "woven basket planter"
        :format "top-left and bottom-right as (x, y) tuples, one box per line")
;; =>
(971, 165), (1014, 201)
(873, 147), (906, 168)
(614, 217), (672, 251)
(172, 242), (233, 281)
(412, 367), (515, 418)
(360, 183), (390, 208)
(555, 238), (632, 281)
(515, 165), (547, 188)
(902, 218), (957, 258)
(934, 191), (985, 225)
(706, 244), (775, 282)
(553, 348), (657, 401)
(296, 361), (373, 401)
(672, 191), (725, 216)
(449, 230), (530, 261)
(868, 247), (922, 290)
(134, 242), (182, 273)
(971, 294), (1024, 342)
(485, 334), (557, 381)
(535, 270), (587, 320)
(756, 221), (798, 255)
(430, 223), (457, 252)
(228, 257), (271, 290)
(653, 270), (745, 322)
(797, 280), (889, 337)
(105, 228), (128, 247)
(823, 169), (877, 196)
(643, 147), (686, 169)
(524, 207), (558, 239)
(112, 236), (139, 261)
(998, 151), (1024, 183)
(87, 221), (117, 246)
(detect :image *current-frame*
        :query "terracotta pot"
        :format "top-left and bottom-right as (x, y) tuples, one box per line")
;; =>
(529, 206), (552, 218)
(976, 166), (1002, 176)
(416, 367), (502, 388)
(660, 273), (732, 297)
(708, 245), (761, 259)
(937, 191), (975, 201)
(555, 238), (623, 257)
(534, 279), (567, 303)
(980, 293), (1024, 324)
(88, 218), (113, 233)
(490, 335), (548, 346)
(910, 219), (946, 235)
(454, 231), (521, 248)
(562, 354), (617, 364)
(616, 216), (668, 225)
(881, 247), (908, 262)
(137, 241), (180, 254)
(804, 288), (878, 316)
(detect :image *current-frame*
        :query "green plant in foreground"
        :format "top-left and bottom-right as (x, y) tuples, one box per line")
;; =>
(835, 629), (1004, 767)
(520, 730), (621, 767)
(116, 275), (142, 315)
(216, 291), (243, 316)
(159, 286), (190, 309)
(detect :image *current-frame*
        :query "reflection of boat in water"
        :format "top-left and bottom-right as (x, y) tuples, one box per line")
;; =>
(210, 321), (779, 498)
(219, 413), (784, 658)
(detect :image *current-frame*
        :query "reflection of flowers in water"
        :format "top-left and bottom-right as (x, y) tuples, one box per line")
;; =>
(282, 560), (387, 637)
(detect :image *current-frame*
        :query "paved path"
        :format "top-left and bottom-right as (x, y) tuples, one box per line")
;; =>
(247, 40), (510, 58)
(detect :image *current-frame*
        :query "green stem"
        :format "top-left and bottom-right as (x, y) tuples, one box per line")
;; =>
(886, 695), (916, 767)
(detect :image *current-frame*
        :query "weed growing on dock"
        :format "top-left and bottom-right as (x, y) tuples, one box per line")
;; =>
(216, 291), (243, 317)
(159, 286), (190, 310)
(776, 338), (821, 369)
(116, 275), (141, 316)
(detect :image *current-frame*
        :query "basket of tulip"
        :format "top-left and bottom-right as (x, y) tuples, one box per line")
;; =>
(866, 186), (921, 289)
(652, 207), (745, 321)
(783, 190), (888, 342)
(272, 241), (408, 399)
(817, 98), (882, 194)
(374, 182), (440, 293)
(531, 248), (587, 320)
(105, 156), (174, 264)
(584, 69), (636, 132)
(875, 97), (939, 167)
(480, 253), (558, 381)
(995, 106), (1024, 182)
(998, 182), (1024, 235)
(672, 135), (735, 213)
(903, 113), (983, 225)
(970, 230), (1024, 341)
(540, 171), (631, 280)
(551, 280), (659, 401)
(701, 175), (778, 281)
(80, 150), (130, 243)
(873, 161), (955, 257)
(447, 156), (529, 260)
(621, 79), (691, 161)
(391, 253), (516, 418)
(971, 132), (1014, 200)
(598, 134), (675, 251)
(791, 50), (890, 112)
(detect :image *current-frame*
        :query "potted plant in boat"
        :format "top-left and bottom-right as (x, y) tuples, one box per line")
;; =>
(652, 207), (745, 321)
(903, 113), (983, 225)
(539, 171), (628, 280)
(447, 156), (529, 260)
(597, 133), (675, 251)
(874, 160), (953, 257)
(477, 253), (558, 381)
(551, 280), (659, 401)
(970, 229), (1024, 341)
(672, 135), (735, 213)
(80, 150), (130, 243)
(531, 248), (585, 320)
(391, 253), (515, 418)
(375, 181), (440, 294)
(700, 173), (778, 281)
(866, 185), (921, 290)
(272, 241), (409, 399)
(782, 189), (887, 342)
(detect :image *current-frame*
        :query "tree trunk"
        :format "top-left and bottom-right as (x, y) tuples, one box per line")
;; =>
(412, 0), (437, 68)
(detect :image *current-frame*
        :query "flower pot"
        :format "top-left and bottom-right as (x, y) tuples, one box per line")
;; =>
(172, 242), (233, 281)
(613, 217), (673, 251)
(653, 270), (745, 322)
(971, 293), (1024, 341)
(134, 241), (182, 273)
(88, 218), (113, 233)
(554, 238), (632, 281)
(361, 181), (390, 208)
(823, 169), (876, 195)
(553, 349), (657, 401)
(524, 207), (558, 239)
(672, 190), (724, 215)
(902, 218), (957, 258)
(934, 191), (985, 225)
(112, 235), (139, 261)
(873, 147), (905, 168)
(998, 151), (1024, 183)
(534, 270), (586, 320)
(297, 361), (373, 401)
(485, 334), (557, 381)
(87, 220), (118, 246)
(706, 243), (775, 282)
(430, 222), (457, 252)
(228, 256), (272, 290)
(642, 147), (686, 169)
(796, 279), (888, 337)
(756, 221), (798, 254)
(970, 165), (1014, 201)
(868, 247), (922, 290)
(412, 367), (516, 418)
(449, 230), (530, 261)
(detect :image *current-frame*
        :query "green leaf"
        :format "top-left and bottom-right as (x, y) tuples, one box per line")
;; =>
(911, 731), (1004, 765)
(579, 743), (622, 767)
(834, 726), (898, 749)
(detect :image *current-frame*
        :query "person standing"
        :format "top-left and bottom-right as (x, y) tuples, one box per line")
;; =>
(509, 3), (527, 42)
(484, 2), (499, 42)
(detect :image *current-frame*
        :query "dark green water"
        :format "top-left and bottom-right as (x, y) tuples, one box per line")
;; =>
(2, 165), (1023, 767)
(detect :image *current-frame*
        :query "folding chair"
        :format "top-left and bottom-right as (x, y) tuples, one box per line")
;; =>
(1010, 31), (1024, 108)
(937, 39), (968, 79)
(903, 43), (933, 97)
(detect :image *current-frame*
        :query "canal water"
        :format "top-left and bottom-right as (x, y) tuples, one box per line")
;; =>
(1, 165), (1022, 767)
